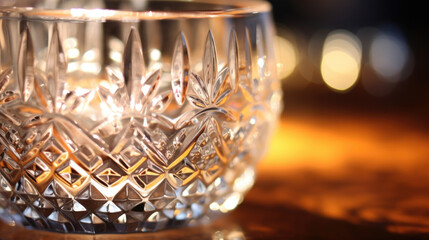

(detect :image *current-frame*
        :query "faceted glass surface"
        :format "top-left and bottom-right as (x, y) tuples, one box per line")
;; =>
(0, 0), (281, 233)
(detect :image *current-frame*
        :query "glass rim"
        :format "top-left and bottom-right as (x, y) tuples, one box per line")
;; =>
(0, 0), (271, 21)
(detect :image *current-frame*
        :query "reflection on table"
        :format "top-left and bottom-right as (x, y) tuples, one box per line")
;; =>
(2, 113), (429, 239)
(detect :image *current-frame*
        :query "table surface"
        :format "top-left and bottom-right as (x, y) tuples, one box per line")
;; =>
(1, 113), (429, 240)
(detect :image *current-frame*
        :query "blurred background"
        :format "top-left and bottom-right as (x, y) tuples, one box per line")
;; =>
(270, 0), (426, 116)
(257, 0), (429, 236)
(1, 0), (428, 239)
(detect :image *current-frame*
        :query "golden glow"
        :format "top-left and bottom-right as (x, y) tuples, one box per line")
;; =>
(260, 116), (429, 173)
(321, 50), (360, 90)
(275, 35), (297, 80)
(321, 30), (362, 91)
(257, 115), (429, 234)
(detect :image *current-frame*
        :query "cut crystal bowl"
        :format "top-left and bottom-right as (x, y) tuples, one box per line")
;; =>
(0, 0), (282, 233)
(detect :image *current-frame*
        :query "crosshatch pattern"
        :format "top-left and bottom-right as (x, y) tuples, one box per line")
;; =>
(0, 20), (281, 233)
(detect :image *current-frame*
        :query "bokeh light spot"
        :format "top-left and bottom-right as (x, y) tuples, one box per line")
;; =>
(370, 30), (410, 82)
(321, 30), (362, 91)
(275, 35), (297, 80)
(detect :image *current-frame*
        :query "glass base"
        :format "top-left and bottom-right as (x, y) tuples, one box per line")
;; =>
(0, 167), (254, 233)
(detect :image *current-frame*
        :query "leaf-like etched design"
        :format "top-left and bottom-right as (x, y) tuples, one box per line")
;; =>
(171, 32), (190, 106)
(186, 30), (232, 109)
(17, 24), (35, 102)
(206, 117), (229, 164)
(61, 89), (95, 115)
(100, 66), (165, 116)
(107, 66), (127, 89)
(0, 67), (12, 94)
(203, 30), (217, 95)
(123, 27), (145, 111)
(166, 121), (206, 170)
(140, 69), (161, 111)
(240, 28), (255, 102)
(188, 73), (209, 108)
(0, 22), (280, 231)
(98, 67), (129, 114)
(34, 71), (54, 112)
(187, 95), (206, 109)
(151, 90), (172, 113)
(256, 25), (267, 81)
(0, 90), (19, 105)
(140, 129), (169, 168)
(212, 67), (231, 106)
(244, 28), (253, 83)
(46, 23), (68, 112)
(228, 30), (239, 93)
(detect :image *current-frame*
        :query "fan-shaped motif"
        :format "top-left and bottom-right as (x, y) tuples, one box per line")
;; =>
(0, 24), (280, 233)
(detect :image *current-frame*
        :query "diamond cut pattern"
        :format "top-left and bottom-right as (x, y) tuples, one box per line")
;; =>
(0, 151), (20, 181)
(133, 159), (163, 190)
(118, 142), (147, 169)
(96, 168), (122, 186)
(41, 139), (68, 165)
(113, 184), (142, 212)
(0, 24), (279, 233)
(55, 160), (87, 187)
(171, 158), (198, 186)
(24, 157), (50, 182)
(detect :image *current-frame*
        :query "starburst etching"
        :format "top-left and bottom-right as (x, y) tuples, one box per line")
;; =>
(98, 27), (172, 117)
(0, 21), (279, 233)
(186, 31), (235, 109)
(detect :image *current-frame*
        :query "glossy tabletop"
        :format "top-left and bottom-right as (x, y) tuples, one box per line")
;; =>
(2, 110), (429, 239)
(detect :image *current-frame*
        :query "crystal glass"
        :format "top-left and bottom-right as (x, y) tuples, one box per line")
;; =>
(0, 0), (281, 233)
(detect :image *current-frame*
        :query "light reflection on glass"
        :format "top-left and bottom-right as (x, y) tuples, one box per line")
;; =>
(212, 229), (246, 240)
(80, 62), (101, 74)
(210, 202), (220, 211)
(320, 30), (362, 91)
(82, 48), (97, 61)
(70, 8), (116, 19)
(66, 48), (80, 59)
(63, 37), (78, 49)
(130, 0), (149, 10)
(108, 38), (124, 63)
(109, 51), (122, 63)
(150, 48), (162, 61)
(232, 168), (255, 193)
(220, 193), (243, 213)
(63, 37), (80, 73)
(1, 221), (246, 240)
